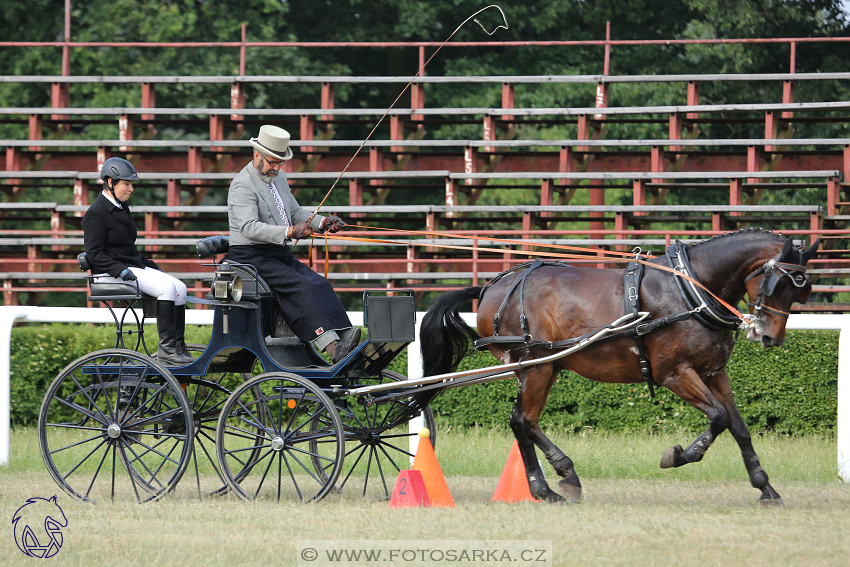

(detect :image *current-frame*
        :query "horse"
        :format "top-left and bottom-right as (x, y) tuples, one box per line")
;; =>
(421, 229), (819, 506)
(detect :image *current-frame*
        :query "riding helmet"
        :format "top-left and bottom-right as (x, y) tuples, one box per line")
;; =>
(99, 157), (140, 184)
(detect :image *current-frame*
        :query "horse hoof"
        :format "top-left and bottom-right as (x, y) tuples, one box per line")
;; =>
(660, 445), (687, 469)
(758, 497), (785, 509)
(558, 479), (582, 502)
(533, 488), (566, 504)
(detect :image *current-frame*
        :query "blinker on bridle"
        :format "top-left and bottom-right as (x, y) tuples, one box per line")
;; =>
(743, 256), (810, 320)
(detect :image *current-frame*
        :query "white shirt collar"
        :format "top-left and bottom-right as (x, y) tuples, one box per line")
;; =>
(102, 190), (123, 209)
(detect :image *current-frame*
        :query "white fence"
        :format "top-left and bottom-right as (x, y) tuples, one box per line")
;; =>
(1, 306), (847, 482)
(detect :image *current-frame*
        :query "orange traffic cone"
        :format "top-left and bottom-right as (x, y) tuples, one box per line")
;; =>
(412, 428), (455, 507)
(491, 441), (537, 503)
(389, 469), (431, 508)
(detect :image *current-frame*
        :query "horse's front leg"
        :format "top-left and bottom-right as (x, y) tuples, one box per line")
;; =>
(707, 369), (783, 507)
(510, 363), (580, 503)
(658, 366), (728, 469)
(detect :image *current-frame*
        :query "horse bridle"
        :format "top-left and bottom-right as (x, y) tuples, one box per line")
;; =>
(743, 255), (810, 320)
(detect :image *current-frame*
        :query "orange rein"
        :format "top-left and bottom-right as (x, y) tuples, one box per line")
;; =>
(310, 224), (745, 320)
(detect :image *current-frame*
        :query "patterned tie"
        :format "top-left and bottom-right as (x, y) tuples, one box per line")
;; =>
(267, 181), (290, 229)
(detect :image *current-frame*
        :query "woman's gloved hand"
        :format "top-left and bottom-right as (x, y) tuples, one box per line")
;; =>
(288, 223), (314, 240)
(119, 268), (137, 281)
(321, 216), (348, 233)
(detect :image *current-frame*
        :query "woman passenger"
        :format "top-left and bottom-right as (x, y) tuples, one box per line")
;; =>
(82, 157), (194, 366)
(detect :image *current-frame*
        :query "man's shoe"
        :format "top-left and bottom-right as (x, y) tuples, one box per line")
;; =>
(331, 328), (361, 364)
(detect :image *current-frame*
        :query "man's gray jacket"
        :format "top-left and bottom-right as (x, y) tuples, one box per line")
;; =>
(228, 163), (325, 246)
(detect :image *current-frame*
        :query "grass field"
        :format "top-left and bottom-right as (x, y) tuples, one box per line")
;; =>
(1, 427), (847, 566)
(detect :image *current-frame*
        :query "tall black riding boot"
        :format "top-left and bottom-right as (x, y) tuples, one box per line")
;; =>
(156, 300), (194, 366)
(174, 303), (192, 358)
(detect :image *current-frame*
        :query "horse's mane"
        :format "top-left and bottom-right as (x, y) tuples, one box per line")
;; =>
(688, 227), (785, 250)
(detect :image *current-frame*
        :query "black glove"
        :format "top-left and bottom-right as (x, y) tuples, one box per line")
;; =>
(119, 268), (137, 282)
(288, 222), (314, 240)
(321, 216), (347, 233)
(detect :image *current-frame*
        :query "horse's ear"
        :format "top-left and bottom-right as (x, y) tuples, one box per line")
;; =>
(49, 496), (57, 504)
(779, 238), (794, 260)
(801, 237), (822, 265)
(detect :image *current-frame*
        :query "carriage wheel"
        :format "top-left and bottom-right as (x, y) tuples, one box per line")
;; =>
(37, 349), (194, 504)
(216, 372), (344, 503)
(310, 370), (437, 500)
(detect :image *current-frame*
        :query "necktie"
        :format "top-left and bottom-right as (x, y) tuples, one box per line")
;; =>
(267, 181), (290, 228)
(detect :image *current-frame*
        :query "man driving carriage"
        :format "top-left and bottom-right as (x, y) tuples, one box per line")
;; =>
(225, 125), (360, 363)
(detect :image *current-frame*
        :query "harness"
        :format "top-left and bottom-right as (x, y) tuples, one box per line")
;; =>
(471, 240), (809, 397)
(743, 257), (809, 320)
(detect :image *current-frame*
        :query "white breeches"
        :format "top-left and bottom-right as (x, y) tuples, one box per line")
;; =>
(94, 267), (187, 305)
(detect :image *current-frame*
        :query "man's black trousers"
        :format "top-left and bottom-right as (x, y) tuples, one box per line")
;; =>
(226, 244), (351, 342)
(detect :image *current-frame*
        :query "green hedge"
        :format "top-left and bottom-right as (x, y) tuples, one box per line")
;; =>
(389, 330), (839, 436)
(10, 325), (839, 435)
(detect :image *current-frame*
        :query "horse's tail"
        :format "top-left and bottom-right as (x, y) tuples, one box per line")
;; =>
(421, 287), (482, 377)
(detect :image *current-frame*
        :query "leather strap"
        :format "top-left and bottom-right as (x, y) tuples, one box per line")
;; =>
(624, 261), (656, 397)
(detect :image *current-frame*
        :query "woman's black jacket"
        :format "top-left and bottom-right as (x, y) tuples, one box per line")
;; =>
(82, 193), (159, 277)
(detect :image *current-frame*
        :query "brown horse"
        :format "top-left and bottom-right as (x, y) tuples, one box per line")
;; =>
(421, 229), (819, 505)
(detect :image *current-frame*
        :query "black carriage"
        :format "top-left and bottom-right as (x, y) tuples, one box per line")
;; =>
(37, 236), (437, 504)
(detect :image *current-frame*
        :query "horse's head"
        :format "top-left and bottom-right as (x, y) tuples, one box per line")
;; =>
(743, 237), (820, 347)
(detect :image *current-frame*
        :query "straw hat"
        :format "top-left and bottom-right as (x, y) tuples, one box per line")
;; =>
(249, 125), (293, 161)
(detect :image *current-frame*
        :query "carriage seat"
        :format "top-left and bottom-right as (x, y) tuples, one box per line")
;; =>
(78, 252), (151, 301)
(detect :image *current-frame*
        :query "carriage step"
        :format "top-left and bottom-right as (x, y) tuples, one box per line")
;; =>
(264, 335), (302, 346)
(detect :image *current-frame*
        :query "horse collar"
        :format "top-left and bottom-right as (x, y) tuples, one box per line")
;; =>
(665, 242), (741, 331)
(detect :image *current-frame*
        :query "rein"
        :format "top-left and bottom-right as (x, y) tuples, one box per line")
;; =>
(312, 227), (745, 319)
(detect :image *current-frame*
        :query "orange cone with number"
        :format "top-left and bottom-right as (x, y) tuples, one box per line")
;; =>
(412, 428), (455, 507)
(389, 469), (431, 508)
(491, 441), (536, 502)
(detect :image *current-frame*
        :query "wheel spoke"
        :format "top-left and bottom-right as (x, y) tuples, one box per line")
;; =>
(195, 432), (225, 487)
(48, 433), (105, 456)
(51, 396), (106, 426)
(376, 442), (405, 473)
(235, 397), (276, 439)
(119, 366), (150, 424)
(223, 443), (272, 456)
(46, 422), (107, 432)
(124, 436), (182, 467)
(252, 448), (277, 499)
(120, 439), (144, 503)
(122, 440), (166, 490)
(90, 362), (115, 422)
(61, 438), (108, 481)
(337, 444), (368, 490)
(84, 441), (112, 498)
(280, 452), (303, 502)
(362, 446), (374, 497)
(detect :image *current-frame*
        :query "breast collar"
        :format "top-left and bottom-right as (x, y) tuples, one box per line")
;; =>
(665, 242), (741, 331)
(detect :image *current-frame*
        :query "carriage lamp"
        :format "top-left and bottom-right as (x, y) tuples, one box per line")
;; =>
(212, 263), (243, 302)
(212, 263), (243, 334)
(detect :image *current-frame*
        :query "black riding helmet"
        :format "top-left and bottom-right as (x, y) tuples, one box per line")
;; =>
(100, 157), (139, 202)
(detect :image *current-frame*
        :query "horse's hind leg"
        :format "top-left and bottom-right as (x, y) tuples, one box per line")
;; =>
(510, 363), (580, 503)
(707, 370), (782, 507)
(659, 366), (728, 469)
